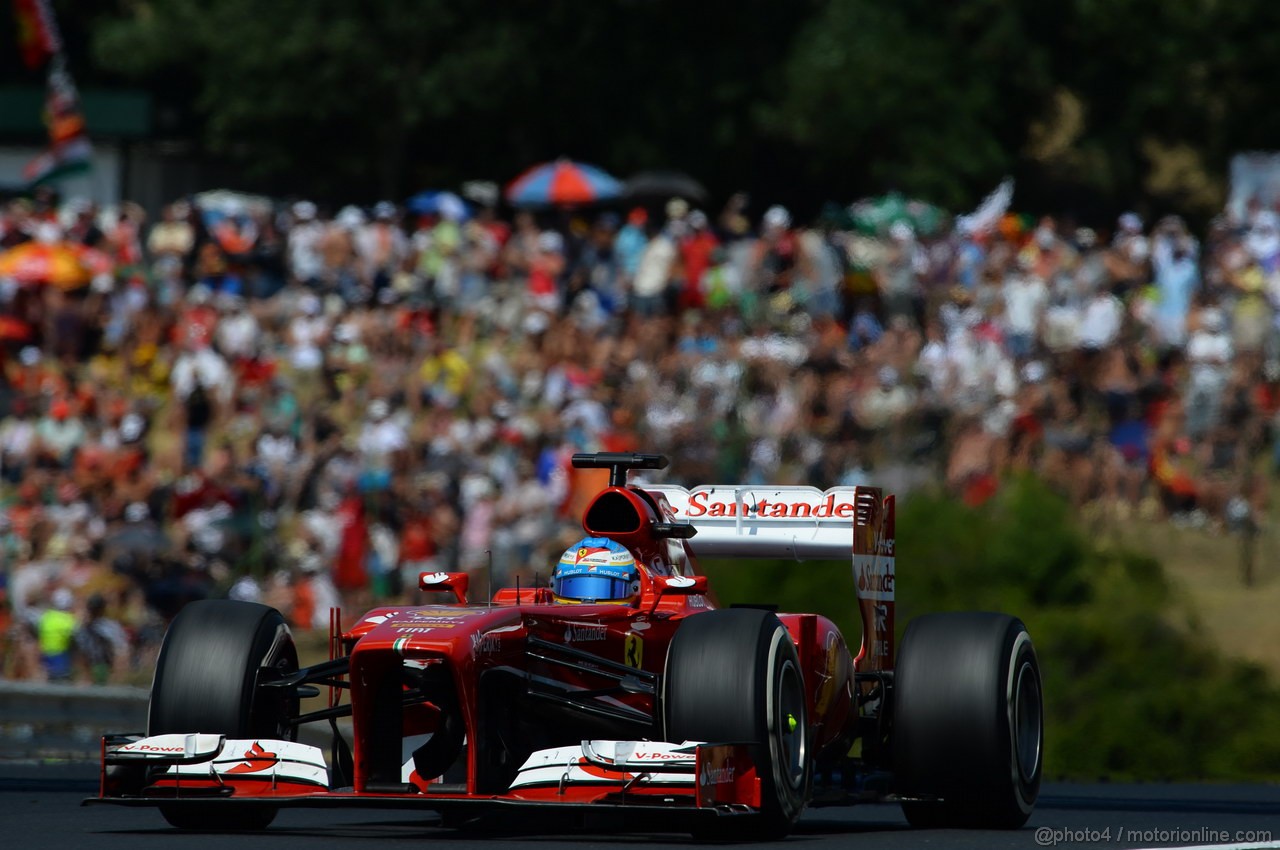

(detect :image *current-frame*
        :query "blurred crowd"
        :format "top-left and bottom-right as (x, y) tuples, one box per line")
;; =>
(1, 183), (1278, 684)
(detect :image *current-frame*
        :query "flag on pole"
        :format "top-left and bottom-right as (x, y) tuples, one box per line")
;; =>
(955, 178), (1015, 237)
(12, 0), (59, 70)
(22, 65), (93, 185)
(12, 0), (93, 187)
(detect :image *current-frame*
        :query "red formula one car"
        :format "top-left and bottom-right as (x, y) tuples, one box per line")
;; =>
(86, 452), (1043, 838)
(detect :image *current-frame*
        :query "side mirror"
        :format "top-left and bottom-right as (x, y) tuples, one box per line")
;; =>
(659, 575), (708, 594)
(419, 571), (470, 603)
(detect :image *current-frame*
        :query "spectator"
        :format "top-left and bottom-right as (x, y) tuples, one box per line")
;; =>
(1002, 261), (1048, 361)
(1150, 218), (1199, 348)
(38, 587), (76, 682)
(632, 227), (675, 317)
(146, 202), (194, 261)
(1185, 307), (1233, 438)
(1078, 285), (1124, 352)
(877, 221), (922, 325)
(287, 201), (325, 288)
(73, 593), (128, 685)
(614, 208), (649, 290)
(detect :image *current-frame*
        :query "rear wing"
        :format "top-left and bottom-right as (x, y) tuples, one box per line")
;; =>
(647, 484), (896, 671)
(648, 485), (867, 560)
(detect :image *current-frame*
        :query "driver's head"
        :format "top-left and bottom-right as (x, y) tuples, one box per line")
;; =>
(553, 537), (640, 605)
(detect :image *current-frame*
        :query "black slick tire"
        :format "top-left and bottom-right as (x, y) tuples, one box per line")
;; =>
(892, 611), (1042, 829)
(148, 599), (299, 830)
(664, 608), (811, 839)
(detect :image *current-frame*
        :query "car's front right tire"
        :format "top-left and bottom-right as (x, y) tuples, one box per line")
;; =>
(149, 599), (298, 830)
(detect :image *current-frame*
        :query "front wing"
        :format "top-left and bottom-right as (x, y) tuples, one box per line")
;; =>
(86, 734), (762, 825)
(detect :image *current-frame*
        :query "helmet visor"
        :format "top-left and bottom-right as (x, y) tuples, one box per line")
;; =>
(553, 573), (634, 602)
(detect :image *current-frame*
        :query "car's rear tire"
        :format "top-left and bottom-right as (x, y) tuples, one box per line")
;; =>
(149, 599), (299, 831)
(664, 608), (811, 838)
(892, 611), (1042, 829)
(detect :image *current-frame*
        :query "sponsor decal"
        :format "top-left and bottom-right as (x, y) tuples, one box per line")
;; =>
(393, 626), (453, 634)
(699, 762), (735, 785)
(471, 631), (501, 656)
(630, 750), (686, 761)
(696, 744), (750, 806)
(409, 608), (479, 619)
(564, 623), (607, 643)
(119, 743), (185, 753)
(854, 555), (894, 601)
(576, 756), (634, 781)
(624, 633), (644, 669)
(665, 576), (696, 589)
(874, 603), (889, 634)
(226, 742), (278, 774)
(420, 572), (451, 585)
(687, 594), (707, 608)
(630, 619), (650, 631)
(394, 620), (460, 631)
(361, 611), (399, 626)
(679, 491), (856, 519)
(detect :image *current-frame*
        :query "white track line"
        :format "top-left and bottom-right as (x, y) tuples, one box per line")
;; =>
(1134, 843), (1280, 850)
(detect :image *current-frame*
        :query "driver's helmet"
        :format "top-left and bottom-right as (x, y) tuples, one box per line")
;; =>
(553, 537), (641, 605)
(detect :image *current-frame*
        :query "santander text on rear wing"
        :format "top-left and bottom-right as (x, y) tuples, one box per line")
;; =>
(650, 485), (875, 560)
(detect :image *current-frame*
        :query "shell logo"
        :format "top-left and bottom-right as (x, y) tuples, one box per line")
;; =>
(226, 741), (279, 774)
(576, 757), (634, 782)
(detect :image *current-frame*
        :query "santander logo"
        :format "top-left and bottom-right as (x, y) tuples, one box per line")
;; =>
(226, 741), (279, 774)
(677, 490), (857, 519)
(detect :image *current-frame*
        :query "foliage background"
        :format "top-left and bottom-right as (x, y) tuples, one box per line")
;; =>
(5, 0), (1279, 220)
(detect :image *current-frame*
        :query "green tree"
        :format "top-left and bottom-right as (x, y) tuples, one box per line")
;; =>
(77, 0), (1280, 217)
(764, 0), (1059, 208)
(89, 1), (812, 203)
(94, 1), (529, 198)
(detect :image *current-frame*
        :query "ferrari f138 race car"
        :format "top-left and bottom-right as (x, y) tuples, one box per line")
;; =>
(85, 452), (1043, 838)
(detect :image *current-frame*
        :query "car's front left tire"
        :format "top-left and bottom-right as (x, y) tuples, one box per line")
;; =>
(664, 608), (811, 838)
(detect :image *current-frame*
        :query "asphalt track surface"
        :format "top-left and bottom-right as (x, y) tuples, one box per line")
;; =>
(6, 765), (1280, 850)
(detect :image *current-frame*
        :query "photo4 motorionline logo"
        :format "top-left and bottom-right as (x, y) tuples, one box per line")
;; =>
(1034, 826), (1273, 846)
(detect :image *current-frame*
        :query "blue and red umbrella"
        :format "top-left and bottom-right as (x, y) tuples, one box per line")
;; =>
(506, 159), (623, 207)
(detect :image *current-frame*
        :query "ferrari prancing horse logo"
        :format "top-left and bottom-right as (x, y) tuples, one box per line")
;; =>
(624, 633), (644, 669)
